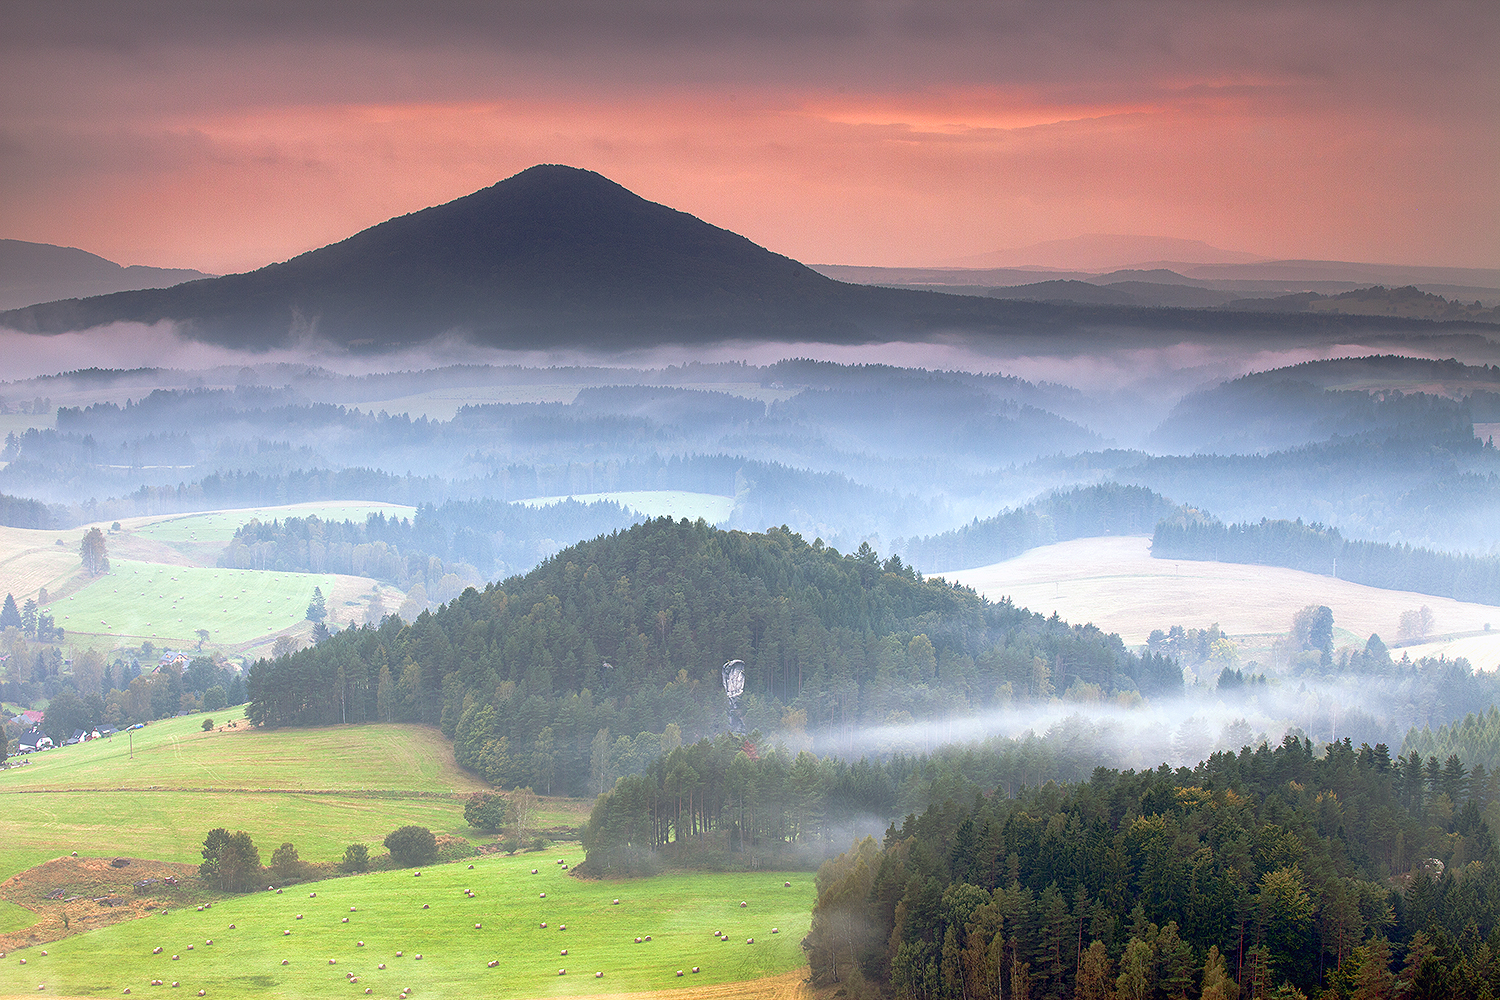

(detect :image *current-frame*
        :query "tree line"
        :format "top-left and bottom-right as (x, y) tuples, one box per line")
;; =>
(245, 518), (1180, 796)
(806, 735), (1500, 999)
(900, 484), (1182, 573)
(1152, 514), (1500, 607)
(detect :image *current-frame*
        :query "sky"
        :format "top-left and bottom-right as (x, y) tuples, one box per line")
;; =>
(2, 0), (1496, 275)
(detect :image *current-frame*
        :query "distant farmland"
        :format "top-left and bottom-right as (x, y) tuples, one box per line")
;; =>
(944, 535), (1500, 668)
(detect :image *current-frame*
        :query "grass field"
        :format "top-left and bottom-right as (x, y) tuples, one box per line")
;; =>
(0, 853), (814, 999)
(0, 712), (587, 884)
(518, 492), (734, 525)
(55, 560), (340, 648)
(944, 536), (1500, 666)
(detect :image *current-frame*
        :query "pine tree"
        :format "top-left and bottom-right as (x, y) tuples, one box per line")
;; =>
(305, 586), (327, 622)
(0, 594), (20, 630)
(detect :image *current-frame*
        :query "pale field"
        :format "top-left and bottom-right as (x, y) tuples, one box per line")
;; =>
(0, 503), (417, 607)
(942, 536), (1500, 666)
(0, 412), (56, 435)
(0, 525), (87, 603)
(519, 491), (735, 525)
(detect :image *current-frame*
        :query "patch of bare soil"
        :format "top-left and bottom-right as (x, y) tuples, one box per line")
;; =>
(0, 856), (215, 951)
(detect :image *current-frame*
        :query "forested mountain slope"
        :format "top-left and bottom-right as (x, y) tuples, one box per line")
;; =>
(807, 736), (1500, 998)
(245, 518), (1179, 794)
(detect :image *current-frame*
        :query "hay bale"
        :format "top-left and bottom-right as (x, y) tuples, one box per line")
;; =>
(487, 960), (498, 968)
(560, 949), (567, 956)
(281, 960), (288, 966)
(612, 899), (620, 905)
(474, 924), (482, 930)
(342, 917), (349, 923)
(357, 942), (364, 947)
(595, 972), (603, 978)
(747, 937), (754, 944)
(740, 901), (747, 907)
(785, 881), (792, 887)
(282, 930), (290, 936)
(676, 970), (683, 976)
(692, 967), (700, 973)
(772, 928), (779, 934)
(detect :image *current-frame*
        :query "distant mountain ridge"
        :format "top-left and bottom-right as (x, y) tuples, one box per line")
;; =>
(2, 166), (1491, 350)
(948, 233), (1270, 270)
(0, 239), (214, 311)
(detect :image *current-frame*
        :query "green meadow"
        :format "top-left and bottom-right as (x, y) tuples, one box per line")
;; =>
(56, 561), (338, 646)
(0, 710), (811, 998)
(0, 853), (813, 999)
(0, 712), (587, 882)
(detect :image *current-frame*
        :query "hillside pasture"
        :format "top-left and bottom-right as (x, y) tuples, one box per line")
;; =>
(0, 712), (586, 883)
(0, 854), (813, 999)
(53, 560), (339, 648)
(518, 491), (734, 525)
(0, 524), (86, 604)
(944, 535), (1500, 666)
(0, 710), (486, 795)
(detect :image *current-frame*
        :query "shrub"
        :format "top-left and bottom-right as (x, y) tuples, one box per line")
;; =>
(434, 834), (479, 862)
(201, 718), (214, 731)
(340, 844), (369, 873)
(202, 685), (227, 712)
(463, 792), (507, 832)
(383, 825), (437, 867)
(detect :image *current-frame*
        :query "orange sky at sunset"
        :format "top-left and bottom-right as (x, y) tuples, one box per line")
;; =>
(2, 1), (1495, 275)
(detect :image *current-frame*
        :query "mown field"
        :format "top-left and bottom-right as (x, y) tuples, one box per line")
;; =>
(0, 711), (811, 999)
(0, 853), (814, 999)
(0, 712), (588, 883)
(518, 491), (734, 525)
(55, 560), (340, 648)
(944, 535), (1500, 666)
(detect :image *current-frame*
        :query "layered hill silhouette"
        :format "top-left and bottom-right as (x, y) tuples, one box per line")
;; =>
(2, 165), (1491, 350)
(0, 239), (213, 311)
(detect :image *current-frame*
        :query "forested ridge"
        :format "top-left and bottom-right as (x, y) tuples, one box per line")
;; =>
(806, 736), (1500, 999)
(1153, 514), (1500, 607)
(245, 518), (1179, 795)
(219, 499), (641, 585)
(901, 484), (1181, 573)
